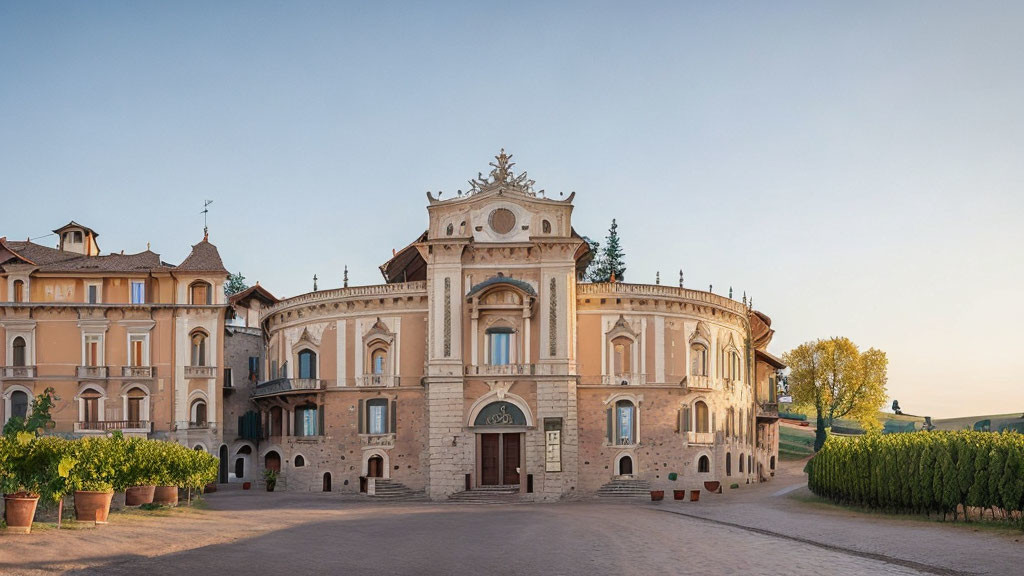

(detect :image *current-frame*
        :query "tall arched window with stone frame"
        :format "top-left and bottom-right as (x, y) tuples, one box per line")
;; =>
(466, 278), (536, 367)
(358, 397), (397, 436)
(605, 396), (640, 446)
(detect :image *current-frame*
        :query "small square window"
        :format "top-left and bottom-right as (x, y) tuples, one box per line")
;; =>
(130, 281), (145, 304)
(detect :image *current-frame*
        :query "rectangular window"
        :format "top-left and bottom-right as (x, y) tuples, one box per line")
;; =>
(86, 335), (102, 366)
(248, 356), (260, 381)
(369, 402), (387, 435)
(224, 367), (233, 388)
(130, 281), (145, 304)
(87, 284), (98, 304)
(130, 337), (145, 366)
(489, 332), (511, 365)
(300, 407), (318, 436)
(84, 397), (100, 423)
(617, 404), (634, 445)
(127, 397), (142, 422)
(271, 360), (278, 379)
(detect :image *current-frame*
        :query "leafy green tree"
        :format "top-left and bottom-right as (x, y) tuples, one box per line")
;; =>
(2, 387), (58, 436)
(783, 337), (888, 451)
(224, 271), (248, 296)
(587, 219), (626, 282)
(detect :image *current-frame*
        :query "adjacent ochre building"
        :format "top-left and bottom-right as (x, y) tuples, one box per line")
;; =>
(245, 151), (785, 500)
(0, 222), (229, 451)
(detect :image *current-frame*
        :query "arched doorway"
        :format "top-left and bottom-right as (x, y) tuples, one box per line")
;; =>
(618, 455), (633, 476)
(218, 445), (228, 483)
(367, 455), (384, 478)
(265, 450), (281, 473)
(323, 473), (332, 492)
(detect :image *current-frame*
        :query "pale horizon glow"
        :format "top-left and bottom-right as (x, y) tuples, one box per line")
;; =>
(2, 2), (1022, 418)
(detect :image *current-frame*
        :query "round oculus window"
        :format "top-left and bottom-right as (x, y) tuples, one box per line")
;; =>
(489, 208), (517, 235)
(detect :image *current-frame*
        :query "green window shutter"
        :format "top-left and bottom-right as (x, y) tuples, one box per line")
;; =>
(319, 404), (325, 436)
(606, 407), (613, 444)
(390, 400), (397, 435)
(683, 406), (690, 433)
(358, 399), (365, 434)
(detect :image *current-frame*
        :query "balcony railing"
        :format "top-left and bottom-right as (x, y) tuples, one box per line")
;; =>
(757, 402), (780, 420)
(601, 373), (647, 386)
(0, 366), (36, 379)
(464, 364), (558, 377)
(686, 431), (715, 445)
(251, 378), (324, 398)
(184, 365), (217, 379)
(684, 375), (716, 391)
(75, 420), (151, 432)
(122, 366), (155, 378)
(77, 365), (108, 379)
(360, 433), (396, 449)
(354, 374), (399, 387)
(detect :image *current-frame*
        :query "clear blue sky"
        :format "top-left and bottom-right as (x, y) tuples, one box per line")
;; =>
(3, 1), (1022, 418)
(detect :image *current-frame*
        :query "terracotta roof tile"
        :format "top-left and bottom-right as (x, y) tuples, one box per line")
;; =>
(176, 238), (227, 273)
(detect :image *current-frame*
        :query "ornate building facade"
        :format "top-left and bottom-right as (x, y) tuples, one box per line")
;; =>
(0, 223), (229, 451)
(249, 151), (784, 500)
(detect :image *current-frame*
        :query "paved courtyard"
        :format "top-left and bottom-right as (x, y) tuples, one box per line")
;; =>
(1, 463), (1021, 575)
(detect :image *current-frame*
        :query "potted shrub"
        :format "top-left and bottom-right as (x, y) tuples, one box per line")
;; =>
(124, 438), (157, 506)
(264, 468), (278, 492)
(650, 490), (664, 501)
(2, 432), (76, 533)
(152, 442), (180, 506)
(690, 489), (700, 501)
(70, 437), (116, 523)
(673, 489), (687, 500)
(242, 481), (252, 490)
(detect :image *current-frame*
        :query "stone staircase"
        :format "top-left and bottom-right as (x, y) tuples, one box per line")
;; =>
(447, 485), (522, 504)
(596, 477), (651, 500)
(367, 479), (428, 501)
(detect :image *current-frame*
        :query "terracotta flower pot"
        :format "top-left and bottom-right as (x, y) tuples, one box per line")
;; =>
(3, 493), (40, 534)
(690, 490), (700, 502)
(703, 481), (721, 493)
(266, 483), (275, 492)
(74, 490), (114, 523)
(673, 490), (687, 500)
(650, 490), (664, 501)
(242, 482), (251, 490)
(125, 485), (156, 506)
(153, 486), (179, 506)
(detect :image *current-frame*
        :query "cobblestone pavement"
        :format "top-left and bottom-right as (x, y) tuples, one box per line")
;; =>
(0, 463), (1020, 575)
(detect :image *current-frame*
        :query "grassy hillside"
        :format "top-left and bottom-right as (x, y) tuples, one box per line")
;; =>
(779, 424), (815, 461)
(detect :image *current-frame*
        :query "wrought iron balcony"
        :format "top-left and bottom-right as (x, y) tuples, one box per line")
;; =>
(75, 420), (151, 432)
(354, 374), (399, 387)
(251, 377), (324, 398)
(0, 366), (36, 379)
(77, 365), (108, 379)
(122, 366), (155, 378)
(184, 365), (217, 379)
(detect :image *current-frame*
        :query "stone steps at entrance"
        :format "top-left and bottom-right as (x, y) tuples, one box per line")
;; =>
(448, 485), (521, 504)
(596, 478), (651, 499)
(368, 480), (428, 501)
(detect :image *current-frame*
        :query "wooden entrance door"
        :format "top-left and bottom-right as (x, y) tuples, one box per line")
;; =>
(481, 433), (501, 485)
(368, 455), (384, 478)
(503, 434), (520, 485)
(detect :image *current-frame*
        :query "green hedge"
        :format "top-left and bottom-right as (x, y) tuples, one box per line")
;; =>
(779, 411), (807, 421)
(808, 431), (1024, 517)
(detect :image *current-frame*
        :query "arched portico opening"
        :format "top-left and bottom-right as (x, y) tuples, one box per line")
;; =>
(470, 399), (530, 488)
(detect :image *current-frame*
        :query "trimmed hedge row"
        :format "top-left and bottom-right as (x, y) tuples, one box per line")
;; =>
(808, 431), (1024, 518)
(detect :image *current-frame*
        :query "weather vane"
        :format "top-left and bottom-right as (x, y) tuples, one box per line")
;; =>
(201, 200), (213, 237)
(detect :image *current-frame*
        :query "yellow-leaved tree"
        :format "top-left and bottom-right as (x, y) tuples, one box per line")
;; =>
(783, 337), (888, 451)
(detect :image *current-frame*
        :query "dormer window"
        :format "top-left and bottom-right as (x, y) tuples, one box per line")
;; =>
(190, 281), (212, 305)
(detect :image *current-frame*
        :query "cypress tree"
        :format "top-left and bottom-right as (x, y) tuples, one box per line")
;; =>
(588, 219), (626, 282)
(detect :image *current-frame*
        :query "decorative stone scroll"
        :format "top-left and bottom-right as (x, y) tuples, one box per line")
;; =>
(443, 277), (451, 357)
(548, 277), (557, 357)
(473, 401), (528, 427)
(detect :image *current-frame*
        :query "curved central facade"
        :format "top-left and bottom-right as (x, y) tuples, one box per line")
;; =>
(251, 151), (783, 500)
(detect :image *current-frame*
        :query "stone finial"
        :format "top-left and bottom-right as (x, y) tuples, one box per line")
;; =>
(679, 269), (684, 288)
(343, 266), (349, 288)
(656, 271), (660, 285)
(743, 291), (747, 306)
(313, 274), (318, 292)
(729, 286), (733, 299)
(610, 271), (617, 283)
(709, 284), (713, 293)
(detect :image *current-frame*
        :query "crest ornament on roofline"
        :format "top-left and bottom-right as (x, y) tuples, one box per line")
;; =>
(467, 148), (541, 196)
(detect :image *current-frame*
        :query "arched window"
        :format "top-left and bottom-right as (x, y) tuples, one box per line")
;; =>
(12, 336), (26, 367)
(618, 455), (633, 475)
(748, 454), (753, 473)
(295, 403), (319, 437)
(265, 450), (281, 472)
(12, 280), (24, 303)
(611, 336), (632, 376)
(366, 398), (389, 435)
(697, 455), (710, 474)
(190, 281), (212, 305)
(542, 220), (551, 234)
(739, 453), (745, 473)
(81, 389), (102, 424)
(235, 458), (245, 478)
(446, 223), (454, 236)
(323, 472), (332, 492)
(126, 387), (147, 424)
(614, 400), (636, 445)
(10, 390), (29, 420)
(371, 348), (387, 375)
(294, 455), (305, 467)
(690, 343), (707, 376)
(298, 349), (317, 379)
(726, 452), (732, 476)
(487, 327), (513, 366)
(191, 399), (208, 427)
(728, 350), (742, 381)
(694, 401), (710, 434)
(190, 331), (207, 366)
